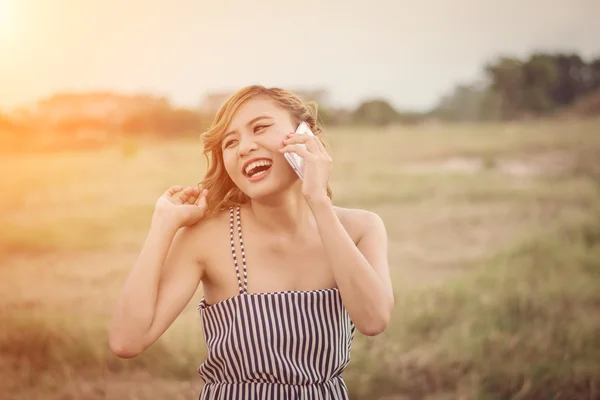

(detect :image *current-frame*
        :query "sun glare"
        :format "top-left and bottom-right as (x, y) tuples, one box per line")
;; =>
(0, 0), (15, 40)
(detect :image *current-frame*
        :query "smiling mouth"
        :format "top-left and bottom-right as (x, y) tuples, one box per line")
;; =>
(243, 159), (273, 178)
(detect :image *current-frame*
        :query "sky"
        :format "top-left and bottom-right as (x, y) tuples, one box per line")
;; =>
(0, 0), (599, 112)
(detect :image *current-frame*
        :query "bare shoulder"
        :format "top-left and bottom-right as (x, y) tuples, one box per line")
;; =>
(333, 206), (386, 244)
(172, 208), (232, 264)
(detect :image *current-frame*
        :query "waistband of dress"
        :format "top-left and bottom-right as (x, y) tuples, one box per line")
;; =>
(202, 376), (345, 387)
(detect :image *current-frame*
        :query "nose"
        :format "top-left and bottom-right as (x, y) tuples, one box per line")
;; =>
(238, 134), (258, 157)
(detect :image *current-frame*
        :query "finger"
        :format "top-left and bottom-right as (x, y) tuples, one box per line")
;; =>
(312, 135), (328, 156)
(196, 189), (208, 210)
(284, 134), (323, 155)
(178, 186), (196, 204)
(283, 133), (312, 145)
(194, 189), (208, 206)
(191, 183), (205, 204)
(310, 136), (327, 152)
(185, 188), (200, 205)
(190, 187), (203, 204)
(165, 185), (184, 197)
(304, 136), (321, 154)
(279, 144), (312, 158)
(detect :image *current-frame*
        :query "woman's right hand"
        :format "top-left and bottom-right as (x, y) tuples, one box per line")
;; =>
(152, 185), (209, 228)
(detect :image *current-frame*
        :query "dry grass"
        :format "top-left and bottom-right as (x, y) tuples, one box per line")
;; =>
(1, 118), (599, 399)
(344, 208), (600, 399)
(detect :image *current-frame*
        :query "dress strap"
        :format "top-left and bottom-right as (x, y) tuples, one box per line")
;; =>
(229, 206), (248, 294)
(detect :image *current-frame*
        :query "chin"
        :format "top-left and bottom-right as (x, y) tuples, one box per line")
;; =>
(236, 166), (299, 202)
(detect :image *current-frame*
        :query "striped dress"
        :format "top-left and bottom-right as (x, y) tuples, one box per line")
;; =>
(197, 207), (356, 399)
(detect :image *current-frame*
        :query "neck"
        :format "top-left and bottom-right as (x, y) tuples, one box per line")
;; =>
(246, 183), (313, 235)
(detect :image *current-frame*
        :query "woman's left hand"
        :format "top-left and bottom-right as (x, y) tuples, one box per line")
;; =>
(279, 132), (332, 205)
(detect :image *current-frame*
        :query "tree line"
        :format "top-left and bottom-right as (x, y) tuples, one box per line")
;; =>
(0, 51), (598, 152)
(431, 52), (600, 121)
(315, 52), (600, 124)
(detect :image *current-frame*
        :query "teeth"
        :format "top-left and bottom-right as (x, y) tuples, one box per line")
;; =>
(245, 159), (272, 175)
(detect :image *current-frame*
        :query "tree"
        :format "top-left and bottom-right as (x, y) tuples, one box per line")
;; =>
(484, 52), (600, 119)
(551, 53), (590, 106)
(590, 58), (600, 91)
(485, 57), (525, 119)
(521, 53), (557, 114)
(353, 99), (398, 126)
(432, 82), (502, 121)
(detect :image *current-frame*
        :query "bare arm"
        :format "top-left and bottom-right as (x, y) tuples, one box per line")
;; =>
(279, 131), (394, 336)
(309, 199), (394, 336)
(109, 186), (207, 358)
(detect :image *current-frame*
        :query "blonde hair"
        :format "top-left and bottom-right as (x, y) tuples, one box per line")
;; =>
(199, 85), (333, 216)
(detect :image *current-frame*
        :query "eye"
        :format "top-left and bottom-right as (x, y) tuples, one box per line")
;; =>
(223, 139), (238, 149)
(254, 124), (270, 133)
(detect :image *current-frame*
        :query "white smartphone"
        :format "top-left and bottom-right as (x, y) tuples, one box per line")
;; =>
(284, 122), (315, 180)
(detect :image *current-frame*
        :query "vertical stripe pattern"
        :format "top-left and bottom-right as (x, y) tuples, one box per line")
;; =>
(197, 207), (356, 399)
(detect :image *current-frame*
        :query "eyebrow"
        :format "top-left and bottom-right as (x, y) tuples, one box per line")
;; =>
(223, 116), (273, 141)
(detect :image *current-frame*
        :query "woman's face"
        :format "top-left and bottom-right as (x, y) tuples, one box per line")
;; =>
(221, 96), (300, 200)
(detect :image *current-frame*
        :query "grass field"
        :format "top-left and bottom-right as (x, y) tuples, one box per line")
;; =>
(1, 119), (600, 399)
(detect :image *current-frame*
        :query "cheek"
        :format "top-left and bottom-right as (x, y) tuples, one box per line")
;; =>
(222, 152), (239, 177)
(263, 129), (287, 151)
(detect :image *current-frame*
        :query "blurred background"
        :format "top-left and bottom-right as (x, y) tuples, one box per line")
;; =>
(1, 0), (600, 399)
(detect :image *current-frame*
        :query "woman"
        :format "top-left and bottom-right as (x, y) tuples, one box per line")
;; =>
(109, 85), (394, 399)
